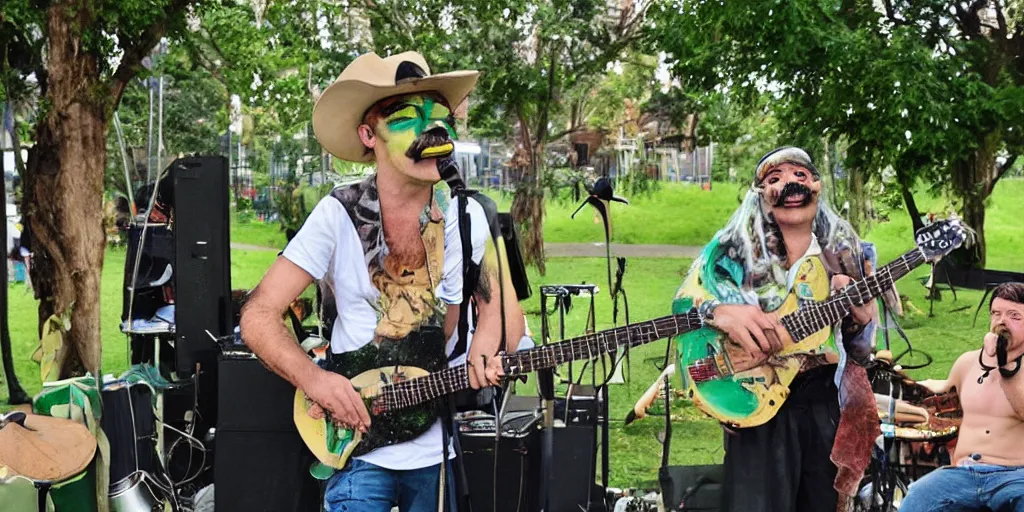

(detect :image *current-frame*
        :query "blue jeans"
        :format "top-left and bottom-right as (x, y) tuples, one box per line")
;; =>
(324, 459), (457, 512)
(899, 461), (1024, 511)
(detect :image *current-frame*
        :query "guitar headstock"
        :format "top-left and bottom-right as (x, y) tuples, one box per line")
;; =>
(914, 218), (972, 263)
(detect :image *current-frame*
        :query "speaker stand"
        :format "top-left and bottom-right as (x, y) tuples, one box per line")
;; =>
(155, 336), (165, 466)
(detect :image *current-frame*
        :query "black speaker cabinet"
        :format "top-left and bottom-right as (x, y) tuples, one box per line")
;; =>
(458, 414), (541, 512)
(214, 431), (321, 511)
(215, 352), (321, 511)
(101, 383), (158, 487)
(171, 156), (232, 376)
(550, 424), (601, 512)
(216, 352), (297, 433)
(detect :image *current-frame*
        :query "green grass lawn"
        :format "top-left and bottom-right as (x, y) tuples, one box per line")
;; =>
(230, 214), (289, 249)
(3, 248), (279, 410)
(3, 178), (1023, 490)
(231, 179), (1024, 252)
(228, 181), (746, 249)
(486, 182), (746, 245)
(866, 179), (1024, 271)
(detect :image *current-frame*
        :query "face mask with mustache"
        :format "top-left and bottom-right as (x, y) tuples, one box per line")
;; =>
(406, 127), (454, 162)
(770, 182), (815, 208)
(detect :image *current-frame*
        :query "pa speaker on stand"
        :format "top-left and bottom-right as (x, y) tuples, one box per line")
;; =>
(171, 156), (232, 378)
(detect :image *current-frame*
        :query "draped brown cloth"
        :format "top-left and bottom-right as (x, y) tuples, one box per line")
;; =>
(0, 413), (97, 482)
(830, 363), (881, 511)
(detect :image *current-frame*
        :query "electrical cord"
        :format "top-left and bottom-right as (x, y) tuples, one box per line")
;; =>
(124, 164), (172, 366)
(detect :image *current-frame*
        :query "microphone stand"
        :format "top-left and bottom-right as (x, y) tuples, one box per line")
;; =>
(537, 285), (598, 512)
(538, 292), (556, 512)
(572, 180), (628, 511)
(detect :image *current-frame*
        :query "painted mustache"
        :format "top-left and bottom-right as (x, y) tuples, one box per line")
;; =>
(406, 128), (454, 162)
(772, 182), (814, 208)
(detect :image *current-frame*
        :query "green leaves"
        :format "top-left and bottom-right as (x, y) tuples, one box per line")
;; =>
(650, 0), (1023, 264)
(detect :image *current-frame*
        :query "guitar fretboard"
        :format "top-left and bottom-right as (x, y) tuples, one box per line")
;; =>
(780, 248), (925, 341)
(377, 311), (702, 412)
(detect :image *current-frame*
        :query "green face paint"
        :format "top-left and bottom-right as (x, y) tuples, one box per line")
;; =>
(377, 94), (458, 161)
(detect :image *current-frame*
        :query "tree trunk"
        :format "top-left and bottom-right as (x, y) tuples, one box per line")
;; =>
(512, 139), (546, 276)
(951, 132), (999, 268)
(894, 168), (925, 234)
(21, 1), (109, 379)
(511, 178), (545, 276)
(846, 166), (867, 234)
(1, 141), (31, 404)
(960, 195), (987, 267)
(510, 111), (546, 275)
(680, 113), (699, 153)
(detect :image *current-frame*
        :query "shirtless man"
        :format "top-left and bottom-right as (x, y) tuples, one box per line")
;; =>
(900, 282), (1024, 511)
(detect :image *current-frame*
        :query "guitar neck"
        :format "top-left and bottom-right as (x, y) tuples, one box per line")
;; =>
(505, 311), (702, 375)
(780, 247), (926, 341)
(377, 311), (702, 413)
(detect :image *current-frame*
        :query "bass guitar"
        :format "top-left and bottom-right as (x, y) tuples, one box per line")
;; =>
(678, 219), (969, 428)
(294, 311), (702, 471)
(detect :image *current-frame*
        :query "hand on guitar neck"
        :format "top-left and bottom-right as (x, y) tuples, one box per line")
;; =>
(830, 274), (876, 329)
(466, 350), (506, 389)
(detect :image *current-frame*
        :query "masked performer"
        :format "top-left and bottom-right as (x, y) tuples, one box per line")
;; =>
(673, 147), (882, 511)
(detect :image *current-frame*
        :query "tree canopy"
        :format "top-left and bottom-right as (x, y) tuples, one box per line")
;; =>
(650, 0), (1023, 264)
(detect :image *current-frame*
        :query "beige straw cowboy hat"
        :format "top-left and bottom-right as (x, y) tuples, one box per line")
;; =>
(312, 51), (480, 163)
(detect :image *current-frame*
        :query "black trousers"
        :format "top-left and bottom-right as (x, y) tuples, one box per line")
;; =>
(722, 365), (841, 512)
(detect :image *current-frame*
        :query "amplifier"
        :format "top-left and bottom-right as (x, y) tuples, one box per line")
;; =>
(214, 430), (321, 512)
(215, 351), (321, 511)
(556, 385), (600, 426)
(549, 423), (601, 512)
(458, 410), (542, 512)
(457, 390), (605, 512)
(217, 351), (295, 433)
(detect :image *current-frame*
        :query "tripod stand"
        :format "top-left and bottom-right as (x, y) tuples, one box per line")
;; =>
(538, 284), (611, 512)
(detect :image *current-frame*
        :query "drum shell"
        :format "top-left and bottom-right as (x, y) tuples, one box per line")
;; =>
(101, 383), (158, 488)
(0, 465), (100, 512)
(50, 464), (100, 512)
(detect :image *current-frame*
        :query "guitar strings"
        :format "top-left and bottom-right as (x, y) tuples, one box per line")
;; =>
(379, 313), (701, 410)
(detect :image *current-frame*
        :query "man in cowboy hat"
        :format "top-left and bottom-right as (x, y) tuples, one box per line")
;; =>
(672, 146), (883, 511)
(240, 51), (525, 511)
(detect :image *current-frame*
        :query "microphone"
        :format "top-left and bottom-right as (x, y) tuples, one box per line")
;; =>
(570, 177), (629, 218)
(437, 156), (465, 193)
(997, 334), (1009, 368)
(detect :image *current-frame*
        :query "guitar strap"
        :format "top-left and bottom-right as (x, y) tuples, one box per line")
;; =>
(451, 190), (478, 362)
(443, 187), (510, 512)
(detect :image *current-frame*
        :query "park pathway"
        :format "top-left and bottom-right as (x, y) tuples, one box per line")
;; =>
(230, 241), (702, 258)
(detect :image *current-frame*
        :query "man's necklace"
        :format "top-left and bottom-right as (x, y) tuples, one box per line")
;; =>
(978, 350), (1024, 383)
